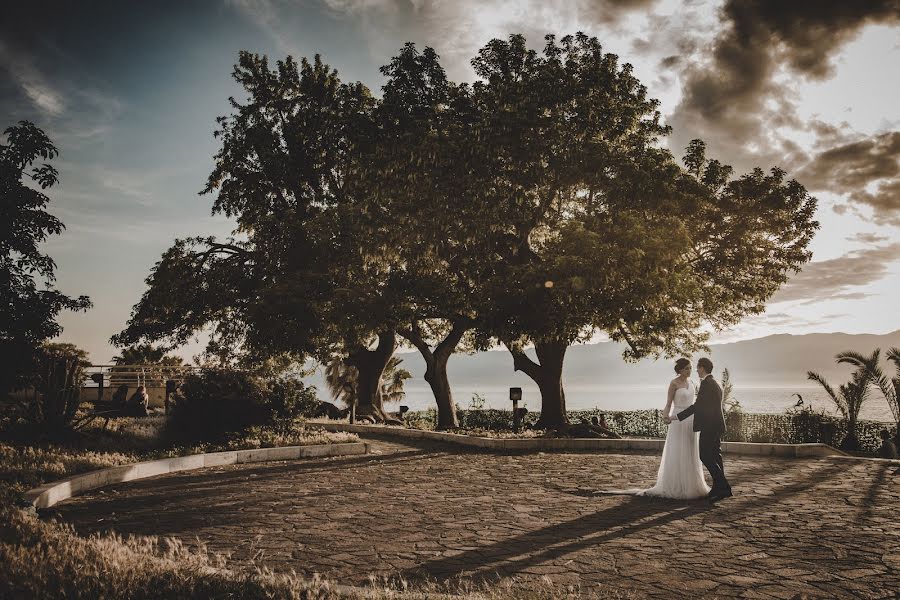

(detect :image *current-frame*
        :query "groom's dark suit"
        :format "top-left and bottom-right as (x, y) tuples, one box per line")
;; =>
(676, 374), (731, 495)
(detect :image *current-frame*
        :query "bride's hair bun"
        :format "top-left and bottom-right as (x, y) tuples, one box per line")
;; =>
(674, 358), (690, 373)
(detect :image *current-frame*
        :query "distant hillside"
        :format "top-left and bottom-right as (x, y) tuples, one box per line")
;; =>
(306, 330), (900, 395)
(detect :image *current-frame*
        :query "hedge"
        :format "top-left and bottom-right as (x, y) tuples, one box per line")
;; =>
(404, 407), (896, 455)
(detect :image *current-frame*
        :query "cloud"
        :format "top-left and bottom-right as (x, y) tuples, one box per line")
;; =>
(0, 39), (65, 116)
(770, 242), (900, 304)
(225, 0), (304, 57)
(316, 0), (663, 79)
(746, 311), (848, 327)
(712, 309), (850, 343)
(847, 232), (889, 244)
(0, 37), (124, 148)
(797, 131), (900, 225)
(666, 0), (900, 173)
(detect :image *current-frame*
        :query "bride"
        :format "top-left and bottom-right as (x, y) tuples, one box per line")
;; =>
(637, 358), (711, 499)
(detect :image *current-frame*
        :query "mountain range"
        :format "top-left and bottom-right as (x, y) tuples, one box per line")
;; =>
(305, 330), (900, 397)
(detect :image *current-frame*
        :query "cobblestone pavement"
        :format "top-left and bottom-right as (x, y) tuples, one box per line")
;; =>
(52, 437), (899, 598)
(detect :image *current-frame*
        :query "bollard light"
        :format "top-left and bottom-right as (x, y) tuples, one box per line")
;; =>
(510, 387), (522, 432)
(90, 372), (105, 403)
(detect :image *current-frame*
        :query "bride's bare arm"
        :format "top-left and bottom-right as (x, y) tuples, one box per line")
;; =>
(663, 380), (676, 420)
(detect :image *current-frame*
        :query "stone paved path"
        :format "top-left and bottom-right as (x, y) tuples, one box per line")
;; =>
(52, 437), (899, 598)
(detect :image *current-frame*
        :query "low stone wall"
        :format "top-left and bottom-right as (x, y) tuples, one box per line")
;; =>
(24, 442), (369, 509)
(312, 422), (844, 458)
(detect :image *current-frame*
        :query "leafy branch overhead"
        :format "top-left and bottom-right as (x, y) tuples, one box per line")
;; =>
(114, 32), (819, 429)
(1, 121), (91, 394)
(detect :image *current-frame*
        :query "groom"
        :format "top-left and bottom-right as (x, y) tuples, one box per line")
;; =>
(667, 357), (733, 501)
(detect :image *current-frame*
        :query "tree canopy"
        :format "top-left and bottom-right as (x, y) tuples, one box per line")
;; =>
(116, 33), (819, 429)
(1, 121), (91, 394)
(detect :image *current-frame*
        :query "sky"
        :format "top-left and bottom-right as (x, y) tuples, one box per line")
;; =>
(2, 0), (899, 363)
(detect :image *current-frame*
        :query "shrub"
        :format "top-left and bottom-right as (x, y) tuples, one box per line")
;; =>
(405, 407), (893, 455)
(268, 378), (320, 419)
(170, 370), (324, 440)
(13, 343), (90, 433)
(170, 368), (270, 440)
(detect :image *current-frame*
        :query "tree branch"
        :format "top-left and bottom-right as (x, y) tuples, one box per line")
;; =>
(398, 322), (433, 362)
(501, 338), (541, 380)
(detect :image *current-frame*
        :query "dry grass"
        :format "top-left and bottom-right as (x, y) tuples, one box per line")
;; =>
(0, 418), (626, 599)
(0, 504), (626, 599)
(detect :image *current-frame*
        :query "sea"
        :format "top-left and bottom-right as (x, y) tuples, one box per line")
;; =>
(379, 382), (896, 423)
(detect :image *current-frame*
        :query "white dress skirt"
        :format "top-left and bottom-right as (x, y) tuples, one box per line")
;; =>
(637, 382), (711, 499)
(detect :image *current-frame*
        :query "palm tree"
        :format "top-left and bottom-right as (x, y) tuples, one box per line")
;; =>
(836, 346), (900, 441)
(886, 347), (900, 427)
(325, 355), (412, 407)
(808, 349), (880, 451)
(110, 343), (184, 392)
(324, 355), (358, 406)
(380, 357), (412, 404)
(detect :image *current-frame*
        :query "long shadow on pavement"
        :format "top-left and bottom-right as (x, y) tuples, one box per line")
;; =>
(405, 495), (711, 583)
(404, 458), (850, 586)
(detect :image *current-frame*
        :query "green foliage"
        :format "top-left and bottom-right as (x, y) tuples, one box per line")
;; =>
(114, 35), (817, 430)
(171, 369), (271, 439)
(15, 343), (90, 432)
(267, 378), (320, 419)
(112, 344), (183, 366)
(808, 349), (880, 450)
(1, 122), (91, 394)
(380, 357), (412, 404)
(836, 347), (900, 425)
(113, 51), (383, 365)
(403, 407), (892, 455)
(171, 369), (323, 440)
(721, 368), (746, 441)
(469, 393), (487, 411)
(324, 354), (411, 407)
(456, 33), (818, 363)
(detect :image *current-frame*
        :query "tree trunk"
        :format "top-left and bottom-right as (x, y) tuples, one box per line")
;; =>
(399, 318), (471, 430)
(841, 416), (860, 451)
(345, 331), (396, 423)
(504, 338), (569, 430)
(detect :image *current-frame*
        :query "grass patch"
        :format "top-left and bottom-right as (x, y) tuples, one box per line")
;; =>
(0, 416), (627, 598)
(0, 502), (629, 598)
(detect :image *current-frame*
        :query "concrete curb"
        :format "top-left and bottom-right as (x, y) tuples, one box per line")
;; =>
(312, 422), (847, 458)
(23, 442), (370, 509)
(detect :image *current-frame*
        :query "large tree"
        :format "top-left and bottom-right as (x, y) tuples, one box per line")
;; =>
(1, 121), (91, 394)
(114, 53), (404, 422)
(112, 343), (184, 366)
(373, 43), (495, 429)
(466, 34), (819, 428)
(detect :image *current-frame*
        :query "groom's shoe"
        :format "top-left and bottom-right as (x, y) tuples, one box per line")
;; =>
(706, 489), (734, 502)
(709, 489), (734, 502)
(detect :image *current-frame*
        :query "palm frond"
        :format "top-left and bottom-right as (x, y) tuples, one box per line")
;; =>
(324, 355), (357, 405)
(807, 370), (846, 418)
(886, 347), (900, 367)
(835, 350), (872, 368)
(380, 366), (412, 404)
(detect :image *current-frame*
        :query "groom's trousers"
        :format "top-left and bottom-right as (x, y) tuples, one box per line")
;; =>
(699, 431), (731, 493)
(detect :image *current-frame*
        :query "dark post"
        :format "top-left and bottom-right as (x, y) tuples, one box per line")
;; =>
(399, 405), (409, 424)
(345, 383), (356, 424)
(90, 372), (104, 403)
(165, 379), (179, 415)
(510, 387), (522, 433)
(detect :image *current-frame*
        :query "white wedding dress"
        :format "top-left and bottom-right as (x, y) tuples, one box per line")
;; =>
(637, 381), (711, 499)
